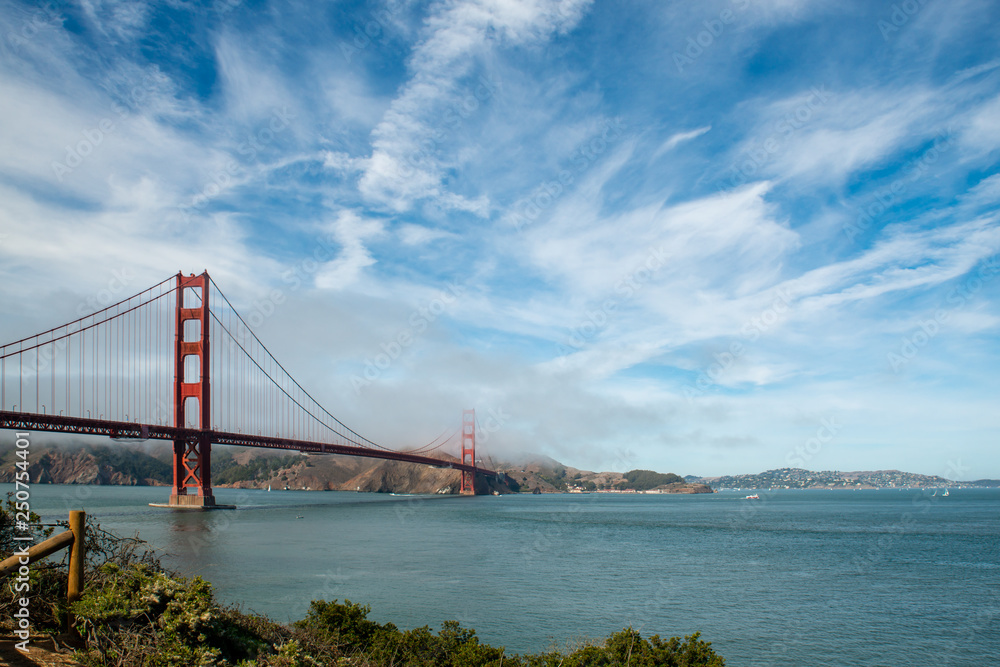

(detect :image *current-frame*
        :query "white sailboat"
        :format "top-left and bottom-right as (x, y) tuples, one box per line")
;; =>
(267, 484), (271, 492)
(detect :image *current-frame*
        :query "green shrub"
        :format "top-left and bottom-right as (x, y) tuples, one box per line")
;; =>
(294, 599), (385, 650)
(70, 563), (310, 667)
(294, 600), (724, 667)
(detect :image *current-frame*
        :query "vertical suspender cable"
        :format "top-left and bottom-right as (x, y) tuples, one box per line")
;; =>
(51, 332), (55, 413)
(131, 303), (135, 420)
(65, 325), (70, 413)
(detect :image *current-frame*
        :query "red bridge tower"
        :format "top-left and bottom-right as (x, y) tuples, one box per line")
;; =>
(169, 271), (216, 508)
(460, 408), (476, 494)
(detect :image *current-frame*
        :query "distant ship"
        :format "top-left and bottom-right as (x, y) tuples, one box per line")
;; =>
(745, 494), (760, 500)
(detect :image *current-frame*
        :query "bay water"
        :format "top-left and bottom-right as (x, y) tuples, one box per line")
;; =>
(6, 484), (999, 666)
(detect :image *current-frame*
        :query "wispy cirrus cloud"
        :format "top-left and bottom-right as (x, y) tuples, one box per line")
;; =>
(316, 211), (386, 290)
(358, 0), (592, 215)
(0, 0), (998, 478)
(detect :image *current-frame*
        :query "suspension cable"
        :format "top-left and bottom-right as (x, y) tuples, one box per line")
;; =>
(199, 280), (395, 451)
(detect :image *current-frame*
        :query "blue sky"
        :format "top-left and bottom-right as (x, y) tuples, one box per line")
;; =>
(1, 0), (999, 478)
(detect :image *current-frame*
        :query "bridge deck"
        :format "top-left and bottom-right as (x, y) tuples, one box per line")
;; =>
(0, 410), (507, 481)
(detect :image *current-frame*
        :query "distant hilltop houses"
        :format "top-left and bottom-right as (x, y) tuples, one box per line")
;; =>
(567, 485), (712, 494)
(693, 467), (1000, 490)
(507, 465), (714, 494)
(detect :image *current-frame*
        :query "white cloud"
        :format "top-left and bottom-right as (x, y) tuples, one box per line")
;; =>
(960, 173), (1000, 207)
(962, 92), (1000, 149)
(358, 0), (593, 214)
(319, 69), (391, 131)
(788, 217), (1000, 314)
(0, 0), (998, 479)
(950, 58), (1000, 85)
(650, 125), (710, 161)
(323, 151), (363, 173)
(749, 86), (935, 185)
(398, 223), (456, 245)
(315, 211), (386, 290)
(79, 0), (150, 41)
(215, 33), (298, 126)
(527, 177), (797, 303)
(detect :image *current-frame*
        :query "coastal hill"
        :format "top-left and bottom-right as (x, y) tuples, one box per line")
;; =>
(5, 444), (989, 493)
(0, 442), (709, 494)
(498, 456), (712, 493)
(0, 442), (504, 494)
(691, 467), (987, 490)
(0, 442), (170, 486)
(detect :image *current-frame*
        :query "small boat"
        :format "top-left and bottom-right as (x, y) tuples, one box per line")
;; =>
(943, 489), (950, 497)
(932, 490), (937, 496)
(267, 484), (271, 492)
(745, 494), (760, 500)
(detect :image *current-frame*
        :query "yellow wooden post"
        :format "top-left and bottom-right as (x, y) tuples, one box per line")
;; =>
(67, 511), (85, 604)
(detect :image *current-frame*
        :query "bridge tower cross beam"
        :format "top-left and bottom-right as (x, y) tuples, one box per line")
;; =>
(460, 408), (476, 495)
(169, 271), (216, 508)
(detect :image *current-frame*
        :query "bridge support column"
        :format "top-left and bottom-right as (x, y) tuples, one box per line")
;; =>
(460, 409), (476, 495)
(165, 272), (218, 509)
(169, 433), (216, 507)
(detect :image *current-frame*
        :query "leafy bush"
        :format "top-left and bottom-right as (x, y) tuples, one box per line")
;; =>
(0, 491), (53, 559)
(71, 563), (337, 667)
(295, 599), (385, 649)
(296, 599), (725, 667)
(0, 493), (64, 627)
(75, 565), (267, 666)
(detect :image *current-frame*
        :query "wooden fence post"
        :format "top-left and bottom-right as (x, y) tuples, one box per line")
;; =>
(67, 510), (85, 604)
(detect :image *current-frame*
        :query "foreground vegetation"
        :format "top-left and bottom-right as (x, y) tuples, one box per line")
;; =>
(2, 496), (725, 666)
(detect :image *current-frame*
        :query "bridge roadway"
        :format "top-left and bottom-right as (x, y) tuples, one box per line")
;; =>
(0, 410), (512, 485)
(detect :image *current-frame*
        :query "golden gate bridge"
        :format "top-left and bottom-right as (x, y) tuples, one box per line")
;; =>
(0, 272), (509, 507)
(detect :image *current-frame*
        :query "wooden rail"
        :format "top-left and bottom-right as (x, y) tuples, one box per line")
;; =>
(0, 510), (86, 603)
